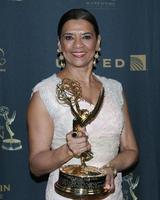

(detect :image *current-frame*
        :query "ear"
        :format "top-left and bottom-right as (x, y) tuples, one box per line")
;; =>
(96, 35), (101, 51)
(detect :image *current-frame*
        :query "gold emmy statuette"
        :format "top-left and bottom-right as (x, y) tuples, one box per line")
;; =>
(55, 78), (107, 198)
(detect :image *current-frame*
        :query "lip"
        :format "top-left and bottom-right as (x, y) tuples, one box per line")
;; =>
(72, 52), (86, 58)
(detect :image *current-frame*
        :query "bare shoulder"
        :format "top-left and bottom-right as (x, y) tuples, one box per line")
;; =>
(27, 91), (53, 130)
(28, 92), (44, 117)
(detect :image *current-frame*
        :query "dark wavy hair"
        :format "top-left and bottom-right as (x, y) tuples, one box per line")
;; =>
(57, 8), (100, 38)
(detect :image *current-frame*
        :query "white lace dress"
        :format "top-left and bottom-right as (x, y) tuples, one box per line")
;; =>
(33, 73), (124, 200)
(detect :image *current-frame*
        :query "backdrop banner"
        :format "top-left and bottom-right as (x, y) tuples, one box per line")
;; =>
(0, 1), (160, 200)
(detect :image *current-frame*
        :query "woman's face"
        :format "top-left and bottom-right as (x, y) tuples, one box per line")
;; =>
(58, 19), (101, 69)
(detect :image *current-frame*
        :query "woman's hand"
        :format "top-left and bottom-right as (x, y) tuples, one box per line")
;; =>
(101, 165), (117, 194)
(66, 127), (91, 157)
(104, 170), (115, 193)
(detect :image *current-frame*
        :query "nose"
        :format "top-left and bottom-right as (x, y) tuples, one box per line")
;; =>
(73, 36), (84, 48)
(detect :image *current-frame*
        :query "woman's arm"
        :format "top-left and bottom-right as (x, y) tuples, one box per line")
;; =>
(103, 94), (139, 192)
(27, 92), (73, 176)
(27, 92), (91, 177)
(107, 95), (139, 171)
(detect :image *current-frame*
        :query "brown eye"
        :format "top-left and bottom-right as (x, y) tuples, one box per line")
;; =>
(82, 34), (92, 40)
(64, 35), (73, 40)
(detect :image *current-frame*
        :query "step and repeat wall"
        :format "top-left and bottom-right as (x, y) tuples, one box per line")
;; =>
(0, 1), (160, 200)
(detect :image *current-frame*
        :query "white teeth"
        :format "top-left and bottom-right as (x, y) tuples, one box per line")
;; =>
(72, 52), (85, 57)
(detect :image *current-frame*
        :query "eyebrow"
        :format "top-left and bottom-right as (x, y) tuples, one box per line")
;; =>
(62, 32), (94, 36)
(82, 32), (94, 35)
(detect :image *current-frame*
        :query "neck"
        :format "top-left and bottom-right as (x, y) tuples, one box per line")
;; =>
(62, 66), (94, 84)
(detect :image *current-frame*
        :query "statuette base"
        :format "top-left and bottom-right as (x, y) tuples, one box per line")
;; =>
(2, 138), (22, 150)
(55, 164), (107, 198)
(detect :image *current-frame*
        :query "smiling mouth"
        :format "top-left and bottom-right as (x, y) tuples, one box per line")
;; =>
(72, 52), (86, 58)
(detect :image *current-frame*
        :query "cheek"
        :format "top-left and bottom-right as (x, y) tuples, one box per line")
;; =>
(85, 41), (97, 50)
(61, 40), (97, 52)
(87, 45), (96, 53)
(60, 41), (72, 51)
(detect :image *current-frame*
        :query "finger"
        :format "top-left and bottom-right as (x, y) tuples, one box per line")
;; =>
(104, 174), (111, 190)
(73, 135), (89, 144)
(71, 130), (85, 137)
(69, 141), (90, 156)
(75, 141), (91, 152)
(72, 132), (77, 138)
(80, 142), (91, 152)
(66, 132), (90, 154)
(86, 143), (91, 151)
(109, 176), (115, 193)
(77, 126), (87, 136)
(66, 132), (72, 141)
(77, 125), (86, 132)
(67, 137), (88, 150)
(104, 174), (115, 193)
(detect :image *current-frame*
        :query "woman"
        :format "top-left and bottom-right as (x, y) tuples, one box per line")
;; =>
(27, 8), (139, 200)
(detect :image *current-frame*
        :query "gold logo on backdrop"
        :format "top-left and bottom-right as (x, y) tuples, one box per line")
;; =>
(123, 173), (140, 200)
(85, 0), (117, 9)
(102, 54), (147, 71)
(0, 184), (11, 200)
(56, 54), (147, 71)
(0, 49), (6, 72)
(0, 106), (22, 151)
(8, 0), (23, 2)
(130, 55), (147, 71)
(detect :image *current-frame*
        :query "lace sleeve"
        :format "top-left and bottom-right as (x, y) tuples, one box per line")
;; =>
(31, 76), (58, 119)
(107, 78), (124, 108)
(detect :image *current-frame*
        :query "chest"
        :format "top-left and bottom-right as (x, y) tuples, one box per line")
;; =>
(53, 88), (124, 136)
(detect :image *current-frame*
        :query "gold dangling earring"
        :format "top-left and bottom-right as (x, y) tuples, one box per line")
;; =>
(93, 48), (101, 67)
(57, 49), (65, 69)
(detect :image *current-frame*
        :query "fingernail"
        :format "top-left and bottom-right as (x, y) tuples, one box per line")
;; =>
(106, 185), (111, 189)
